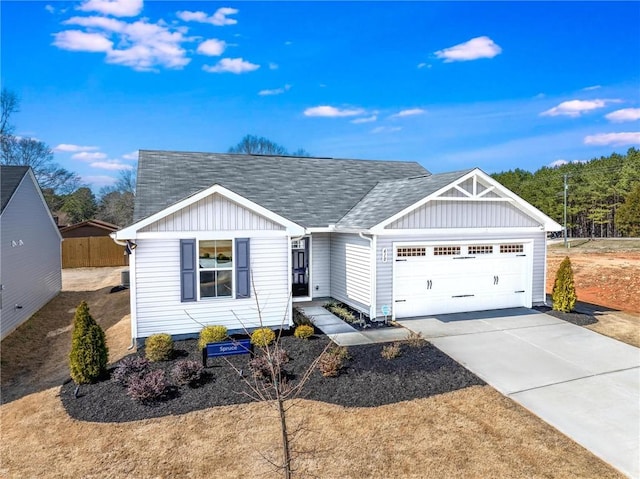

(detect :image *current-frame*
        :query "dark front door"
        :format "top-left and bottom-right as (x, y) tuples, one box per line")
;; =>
(292, 240), (309, 297)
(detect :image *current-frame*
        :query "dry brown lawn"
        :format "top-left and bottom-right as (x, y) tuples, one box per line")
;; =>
(0, 266), (628, 478)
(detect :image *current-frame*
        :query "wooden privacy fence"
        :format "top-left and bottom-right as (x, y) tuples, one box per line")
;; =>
(62, 236), (128, 268)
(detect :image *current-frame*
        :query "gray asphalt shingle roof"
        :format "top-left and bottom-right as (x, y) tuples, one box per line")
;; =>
(135, 150), (430, 227)
(1, 166), (29, 214)
(336, 169), (474, 228)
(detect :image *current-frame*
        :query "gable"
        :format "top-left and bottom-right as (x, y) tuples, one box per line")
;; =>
(377, 170), (560, 232)
(140, 193), (285, 233)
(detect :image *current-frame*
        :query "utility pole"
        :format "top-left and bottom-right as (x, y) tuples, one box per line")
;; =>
(563, 174), (568, 248)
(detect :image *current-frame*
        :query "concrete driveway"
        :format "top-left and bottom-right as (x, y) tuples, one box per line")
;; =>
(397, 308), (640, 478)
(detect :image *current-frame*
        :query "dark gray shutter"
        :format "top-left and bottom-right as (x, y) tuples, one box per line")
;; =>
(235, 238), (250, 298)
(180, 239), (197, 302)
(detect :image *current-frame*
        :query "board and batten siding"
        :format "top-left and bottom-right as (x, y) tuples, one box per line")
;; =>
(375, 231), (547, 319)
(140, 193), (285, 232)
(0, 175), (61, 339)
(134, 235), (290, 338)
(310, 233), (331, 298)
(387, 200), (539, 230)
(330, 233), (371, 314)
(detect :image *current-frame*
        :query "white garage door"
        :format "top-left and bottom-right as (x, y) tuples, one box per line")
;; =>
(393, 242), (532, 318)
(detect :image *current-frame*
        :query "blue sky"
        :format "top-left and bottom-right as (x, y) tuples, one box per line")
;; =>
(2, 1), (639, 191)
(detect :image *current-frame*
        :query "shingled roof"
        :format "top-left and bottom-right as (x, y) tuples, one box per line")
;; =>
(135, 150), (430, 228)
(337, 169), (474, 229)
(1, 166), (29, 213)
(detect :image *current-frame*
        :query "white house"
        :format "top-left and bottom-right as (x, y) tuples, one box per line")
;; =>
(0, 166), (62, 340)
(113, 150), (561, 342)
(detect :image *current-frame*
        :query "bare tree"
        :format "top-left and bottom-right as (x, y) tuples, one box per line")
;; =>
(97, 170), (136, 226)
(228, 134), (311, 157)
(1, 88), (82, 203)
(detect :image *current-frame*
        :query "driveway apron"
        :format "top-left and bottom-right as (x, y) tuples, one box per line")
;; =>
(398, 308), (640, 478)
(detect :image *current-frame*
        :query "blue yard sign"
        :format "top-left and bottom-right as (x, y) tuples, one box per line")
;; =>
(202, 339), (252, 366)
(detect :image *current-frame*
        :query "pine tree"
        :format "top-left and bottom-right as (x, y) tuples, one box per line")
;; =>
(69, 301), (109, 384)
(552, 256), (577, 313)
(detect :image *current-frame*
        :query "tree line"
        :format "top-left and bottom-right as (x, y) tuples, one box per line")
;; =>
(1, 88), (135, 227)
(492, 148), (640, 237)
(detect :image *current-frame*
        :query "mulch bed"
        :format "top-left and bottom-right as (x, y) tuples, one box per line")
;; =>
(60, 334), (484, 423)
(533, 306), (598, 326)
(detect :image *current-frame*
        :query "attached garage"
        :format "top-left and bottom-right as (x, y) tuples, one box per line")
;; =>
(393, 240), (533, 318)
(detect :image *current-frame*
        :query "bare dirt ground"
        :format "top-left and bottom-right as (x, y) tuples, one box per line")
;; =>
(547, 239), (640, 347)
(0, 263), (631, 478)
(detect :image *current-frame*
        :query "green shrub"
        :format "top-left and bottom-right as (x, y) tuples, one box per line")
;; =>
(251, 327), (276, 347)
(405, 330), (426, 348)
(293, 307), (313, 327)
(552, 256), (577, 313)
(318, 345), (349, 377)
(198, 325), (228, 349)
(325, 302), (357, 323)
(381, 342), (401, 360)
(69, 301), (109, 384)
(294, 324), (314, 340)
(145, 333), (174, 362)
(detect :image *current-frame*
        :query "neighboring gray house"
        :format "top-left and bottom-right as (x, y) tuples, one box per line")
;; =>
(113, 150), (561, 341)
(0, 166), (62, 340)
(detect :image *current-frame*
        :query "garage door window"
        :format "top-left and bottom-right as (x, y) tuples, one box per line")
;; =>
(397, 247), (426, 257)
(500, 244), (524, 253)
(433, 246), (461, 256)
(468, 245), (493, 255)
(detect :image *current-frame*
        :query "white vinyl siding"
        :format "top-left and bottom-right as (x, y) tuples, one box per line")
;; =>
(311, 233), (330, 298)
(134, 235), (290, 338)
(141, 193), (285, 232)
(330, 233), (371, 314)
(0, 174), (61, 339)
(387, 200), (540, 229)
(375, 231), (547, 319)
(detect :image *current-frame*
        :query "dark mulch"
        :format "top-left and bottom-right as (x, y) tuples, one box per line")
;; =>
(60, 334), (484, 423)
(533, 305), (598, 326)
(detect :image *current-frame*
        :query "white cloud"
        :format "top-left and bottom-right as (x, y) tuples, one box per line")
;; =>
(83, 175), (117, 188)
(45, 4), (55, 13)
(91, 160), (135, 170)
(605, 108), (640, 123)
(304, 106), (365, 118)
(435, 36), (502, 62)
(122, 150), (138, 160)
(371, 126), (402, 134)
(548, 160), (568, 168)
(53, 30), (113, 52)
(390, 108), (425, 118)
(54, 143), (100, 152)
(584, 132), (640, 146)
(541, 99), (617, 117)
(258, 84), (291, 96)
(72, 151), (108, 161)
(583, 85), (601, 91)
(57, 16), (190, 71)
(269, 62), (279, 70)
(417, 62), (432, 69)
(77, 0), (143, 17)
(203, 58), (259, 73)
(197, 39), (226, 56)
(351, 115), (377, 124)
(177, 7), (238, 26)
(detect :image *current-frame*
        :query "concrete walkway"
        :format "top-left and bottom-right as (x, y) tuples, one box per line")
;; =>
(299, 306), (410, 345)
(398, 308), (640, 479)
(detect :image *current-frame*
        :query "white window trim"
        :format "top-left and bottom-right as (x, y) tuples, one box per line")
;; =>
(198, 239), (235, 300)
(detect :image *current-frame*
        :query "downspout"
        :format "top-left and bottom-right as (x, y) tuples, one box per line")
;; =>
(110, 233), (137, 350)
(358, 232), (376, 320)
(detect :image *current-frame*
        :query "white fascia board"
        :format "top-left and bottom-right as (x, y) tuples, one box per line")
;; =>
(114, 184), (306, 239)
(134, 229), (290, 240)
(307, 226), (334, 233)
(471, 169), (563, 231)
(371, 168), (562, 232)
(372, 226), (545, 236)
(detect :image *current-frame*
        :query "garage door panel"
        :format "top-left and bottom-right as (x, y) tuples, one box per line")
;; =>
(394, 242), (531, 319)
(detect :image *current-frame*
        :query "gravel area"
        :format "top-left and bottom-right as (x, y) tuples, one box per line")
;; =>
(60, 333), (484, 423)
